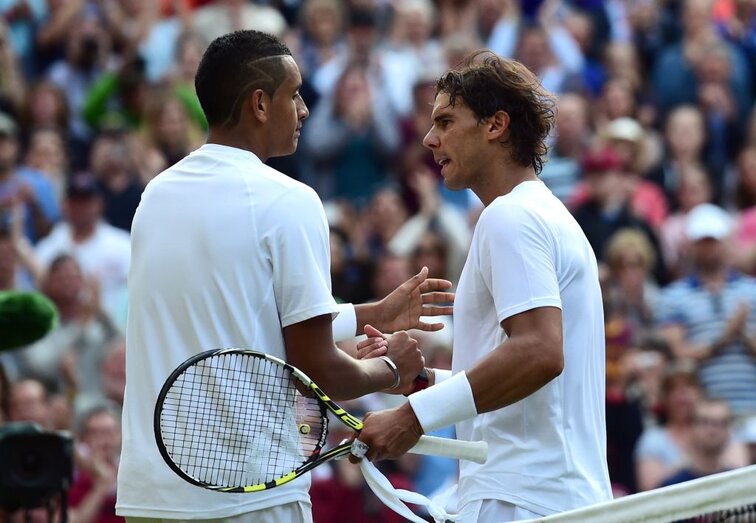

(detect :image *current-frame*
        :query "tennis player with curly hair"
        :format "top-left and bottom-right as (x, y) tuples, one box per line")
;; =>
(353, 51), (613, 522)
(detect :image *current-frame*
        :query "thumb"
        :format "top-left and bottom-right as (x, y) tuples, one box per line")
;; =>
(364, 324), (385, 338)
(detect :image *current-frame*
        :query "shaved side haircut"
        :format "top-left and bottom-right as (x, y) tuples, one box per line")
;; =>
(195, 30), (293, 127)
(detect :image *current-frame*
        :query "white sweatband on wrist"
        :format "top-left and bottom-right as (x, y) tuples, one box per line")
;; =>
(331, 303), (357, 341)
(433, 368), (452, 384)
(408, 371), (477, 434)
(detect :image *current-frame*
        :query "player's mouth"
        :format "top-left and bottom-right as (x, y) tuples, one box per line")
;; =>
(437, 156), (451, 173)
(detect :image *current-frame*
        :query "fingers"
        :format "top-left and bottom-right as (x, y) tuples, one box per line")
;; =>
(356, 337), (388, 359)
(418, 277), (453, 293)
(399, 266), (429, 292)
(364, 324), (386, 339)
(421, 291), (455, 304)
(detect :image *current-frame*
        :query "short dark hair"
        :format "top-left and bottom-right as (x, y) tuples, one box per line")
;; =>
(436, 50), (556, 174)
(195, 30), (292, 127)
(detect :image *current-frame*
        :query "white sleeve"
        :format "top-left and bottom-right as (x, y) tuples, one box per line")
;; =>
(265, 187), (339, 328)
(331, 303), (357, 341)
(478, 203), (562, 324)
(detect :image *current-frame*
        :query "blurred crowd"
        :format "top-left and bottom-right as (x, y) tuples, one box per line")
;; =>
(0, 0), (755, 521)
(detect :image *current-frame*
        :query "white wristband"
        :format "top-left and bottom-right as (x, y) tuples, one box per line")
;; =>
(408, 371), (477, 434)
(331, 303), (357, 341)
(433, 368), (452, 384)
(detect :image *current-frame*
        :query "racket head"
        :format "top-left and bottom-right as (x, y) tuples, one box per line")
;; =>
(154, 348), (340, 492)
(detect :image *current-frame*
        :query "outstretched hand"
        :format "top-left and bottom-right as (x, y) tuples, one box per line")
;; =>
(378, 266), (454, 333)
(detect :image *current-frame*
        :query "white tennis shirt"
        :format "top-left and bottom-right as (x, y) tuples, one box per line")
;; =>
(116, 144), (340, 518)
(452, 181), (612, 515)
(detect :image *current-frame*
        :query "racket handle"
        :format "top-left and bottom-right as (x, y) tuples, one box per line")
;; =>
(409, 436), (488, 464)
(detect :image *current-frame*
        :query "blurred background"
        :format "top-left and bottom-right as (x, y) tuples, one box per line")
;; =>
(0, 0), (754, 521)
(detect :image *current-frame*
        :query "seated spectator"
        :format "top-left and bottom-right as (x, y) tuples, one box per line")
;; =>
(660, 397), (742, 486)
(655, 203), (756, 416)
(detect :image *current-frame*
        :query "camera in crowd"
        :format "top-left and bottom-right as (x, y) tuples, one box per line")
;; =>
(0, 422), (73, 512)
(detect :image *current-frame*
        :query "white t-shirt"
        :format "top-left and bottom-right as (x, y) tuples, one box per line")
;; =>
(452, 181), (612, 515)
(116, 144), (340, 518)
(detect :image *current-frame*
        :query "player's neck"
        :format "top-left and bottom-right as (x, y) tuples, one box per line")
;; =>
(474, 161), (538, 207)
(206, 127), (270, 162)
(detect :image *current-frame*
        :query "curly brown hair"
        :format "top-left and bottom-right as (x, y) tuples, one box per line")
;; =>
(435, 50), (556, 174)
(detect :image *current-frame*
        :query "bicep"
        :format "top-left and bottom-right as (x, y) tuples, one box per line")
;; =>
(282, 314), (337, 380)
(501, 306), (564, 366)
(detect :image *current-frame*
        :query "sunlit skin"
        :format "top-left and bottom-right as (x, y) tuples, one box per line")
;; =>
(422, 91), (537, 206)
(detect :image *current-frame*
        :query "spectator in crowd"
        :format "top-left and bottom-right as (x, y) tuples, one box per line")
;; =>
(539, 92), (590, 203)
(634, 362), (748, 490)
(302, 61), (399, 203)
(0, 18), (26, 114)
(47, 11), (112, 163)
(733, 146), (756, 274)
(571, 146), (665, 283)
(647, 105), (712, 210)
(0, 111), (59, 242)
(603, 228), (660, 343)
(656, 203), (756, 417)
(192, 0), (288, 44)
(69, 404), (123, 523)
(87, 132), (144, 232)
(387, 169), (470, 284)
(15, 254), (119, 414)
(21, 80), (70, 136)
(660, 163), (714, 278)
(600, 117), (667, 230)
(660, 397), (740, 486)
(7, 377), (49, 427)
(293, 0), (347, 80)
(23, 126), (69, 203)
(35, 173), (130, 325)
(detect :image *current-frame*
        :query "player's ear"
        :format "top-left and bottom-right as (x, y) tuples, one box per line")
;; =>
(486, 110), (510, 142)
(249, 89), (270, 123)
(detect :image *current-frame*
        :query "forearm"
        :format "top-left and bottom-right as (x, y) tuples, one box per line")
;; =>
(296, 348), (394, 401)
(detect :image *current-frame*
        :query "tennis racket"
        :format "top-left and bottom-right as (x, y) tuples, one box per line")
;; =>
(154, 348), (487, 493)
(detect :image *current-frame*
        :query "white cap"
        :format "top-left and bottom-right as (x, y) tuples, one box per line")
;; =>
(686, 203), (732, 241)
(606, 117), (643, 144)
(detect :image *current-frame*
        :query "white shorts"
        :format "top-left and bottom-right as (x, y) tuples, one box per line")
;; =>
(125, 501), (312, 523)
(455, 499), (542, 523)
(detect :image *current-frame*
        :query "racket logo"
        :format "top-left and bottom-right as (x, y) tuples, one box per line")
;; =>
(308, 383), (364, 431)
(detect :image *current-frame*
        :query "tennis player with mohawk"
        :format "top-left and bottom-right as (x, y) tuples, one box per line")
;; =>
(117, 30), (453, 523)
(353, 51), (613, 522)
